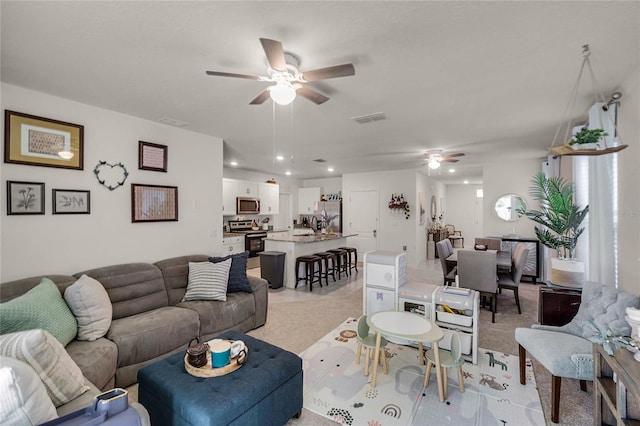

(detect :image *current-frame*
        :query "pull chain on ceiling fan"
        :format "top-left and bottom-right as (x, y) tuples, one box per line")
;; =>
(206, 38), (355, 105)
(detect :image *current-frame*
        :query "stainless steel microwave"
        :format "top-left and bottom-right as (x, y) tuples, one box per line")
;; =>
(237, 197), (260, 214)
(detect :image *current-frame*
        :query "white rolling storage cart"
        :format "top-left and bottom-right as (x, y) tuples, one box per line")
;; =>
(432, 286), (480, 364)
(398, 281), (439, 320)
(363, 251), (407, 315)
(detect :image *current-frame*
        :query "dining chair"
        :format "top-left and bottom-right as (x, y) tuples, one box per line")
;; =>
(457, 250), (498, 322)
(423, 333), (465, 399)
(436, 240), (457, 286)
(445, 224), (464, 248)
(515, 281), (639, 423)
(355, 315), (388, 377)
(497, 245), (529, 314)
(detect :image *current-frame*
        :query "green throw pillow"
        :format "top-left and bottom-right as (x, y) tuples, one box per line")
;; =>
(0, 277), (78, 346)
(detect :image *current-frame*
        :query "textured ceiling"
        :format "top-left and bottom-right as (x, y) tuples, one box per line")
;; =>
(2, 1), (638, 182)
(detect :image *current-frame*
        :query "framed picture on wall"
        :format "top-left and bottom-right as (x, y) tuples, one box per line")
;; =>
(131, 183), (178, 222)
(7, 181), (45, 215)
(138, 141), (168, 172)
(4, 110), (84, 170)
(52, 189), (90, 214)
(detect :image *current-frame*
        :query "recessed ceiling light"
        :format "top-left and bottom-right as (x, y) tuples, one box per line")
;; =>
(285, 171), (291, 176)
(230, 161), (238, 167)
(464, 180), (469, 184)
(449, 168), (455, 173)
(276, 155), (284, 161)
(327, 167), (334, 172)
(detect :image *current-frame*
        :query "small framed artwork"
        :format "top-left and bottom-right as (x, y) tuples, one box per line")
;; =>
(52, 189), (90, 214)
(131, 183), (178, 222)
(4, 110), (84, 170)
(138, 141), (168, 172)
(6, 181), (45, 215)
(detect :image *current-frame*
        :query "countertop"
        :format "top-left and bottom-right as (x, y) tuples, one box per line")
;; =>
(223, 228), (289, 238)
(264, 233), (357, 243)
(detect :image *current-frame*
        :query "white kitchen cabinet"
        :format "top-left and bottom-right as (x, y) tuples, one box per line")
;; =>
(298, 187), (321, 214)
(237, 181), (258, 197)
(222, 179), (238, 216)
(259, 183), (279, 215)
(222, 235), (245, 255)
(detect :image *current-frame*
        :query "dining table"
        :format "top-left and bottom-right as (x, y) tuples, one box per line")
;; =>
(446, 248), (512, 269)
(367, 310), (446, 402)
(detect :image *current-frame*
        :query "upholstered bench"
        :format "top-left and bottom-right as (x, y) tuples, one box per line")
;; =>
(137, 330), (303, 426)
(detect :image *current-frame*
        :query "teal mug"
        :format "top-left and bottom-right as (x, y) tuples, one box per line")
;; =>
(209, 340), (247, 368)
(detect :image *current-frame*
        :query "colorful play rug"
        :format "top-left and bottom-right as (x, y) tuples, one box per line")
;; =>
(300, 317), (544, 425)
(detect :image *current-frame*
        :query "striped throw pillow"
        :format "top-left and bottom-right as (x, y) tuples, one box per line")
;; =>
(182, 259), (232, 302)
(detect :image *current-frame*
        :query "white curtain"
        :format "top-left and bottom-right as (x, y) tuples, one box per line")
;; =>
(574, 102), (618, 287)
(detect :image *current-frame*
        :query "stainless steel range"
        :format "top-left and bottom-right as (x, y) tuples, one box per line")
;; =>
(228, 220), (267, 258)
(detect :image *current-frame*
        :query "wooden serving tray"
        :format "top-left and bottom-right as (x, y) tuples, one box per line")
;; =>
(184, 341), (248, 378)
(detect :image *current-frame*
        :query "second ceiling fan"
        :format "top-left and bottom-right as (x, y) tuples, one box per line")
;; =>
(206, 38), (355, 105)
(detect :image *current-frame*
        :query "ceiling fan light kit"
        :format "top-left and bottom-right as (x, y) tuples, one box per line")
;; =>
(548, 44), (628, 157)
(206, 38), (355, 105)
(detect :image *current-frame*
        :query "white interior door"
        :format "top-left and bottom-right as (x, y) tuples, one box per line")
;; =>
(276, 192), (292, 231)
(349, 190), (378, 254)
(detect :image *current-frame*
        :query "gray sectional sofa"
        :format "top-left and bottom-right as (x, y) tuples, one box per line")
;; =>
(0, 254), (269, 391)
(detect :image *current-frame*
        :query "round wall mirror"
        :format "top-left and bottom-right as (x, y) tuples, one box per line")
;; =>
(430, 195), (437, 220)
(494, 193), (527, 221)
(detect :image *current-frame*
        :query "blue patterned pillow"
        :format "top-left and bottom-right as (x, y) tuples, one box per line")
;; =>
(209, 251), (252, 293)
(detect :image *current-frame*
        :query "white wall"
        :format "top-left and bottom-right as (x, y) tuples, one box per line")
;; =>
(342, 169), (441, 266)
(482, 159), (541, 238)
(1, 84), (224, 281)
(446, 184), (483, 242)
(616, 71), (640, 294)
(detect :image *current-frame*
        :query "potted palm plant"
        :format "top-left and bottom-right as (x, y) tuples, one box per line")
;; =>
(517, 172), (589, 288)
(569, 127), (608, 150)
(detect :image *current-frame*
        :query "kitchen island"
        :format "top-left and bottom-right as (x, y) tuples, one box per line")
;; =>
(263, 233), (357, 289)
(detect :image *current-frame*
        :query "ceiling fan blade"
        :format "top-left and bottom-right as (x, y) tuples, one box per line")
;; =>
(249, 89), (271, 105)
(442, 159), (460, 163)
(259, 38), (287, 72)
(205, 70), (260, 80)
(302, 64), (355, 82)
(296, 86), (330, 104)
(445, 152), (465, 158)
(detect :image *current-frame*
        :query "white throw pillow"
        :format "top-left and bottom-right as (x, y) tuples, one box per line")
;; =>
(182, 259), (232, 302)
(0, 329), (90, 407)
(64, 274), (113, 341)
(0, 356), (58, 426)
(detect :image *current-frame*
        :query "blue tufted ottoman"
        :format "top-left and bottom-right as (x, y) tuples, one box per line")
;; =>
(138, 330), (303, 426)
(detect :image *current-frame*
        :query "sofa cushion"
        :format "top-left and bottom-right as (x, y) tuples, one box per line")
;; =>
(209, 251), (253, 293)
(154, 255), (210, 306)
(0, 278), (78, 346)
(0, 356), (58, 426)
(66, 338), (117, 391)
(0, 329), (89, 407)
(178, 291), (257, 338)
(182, 260), (231, 302)
(74, 263), (168, 320)
(63, 274), (113, 342)
(0, 275), (77, 303)
(107, 306), (199, 376)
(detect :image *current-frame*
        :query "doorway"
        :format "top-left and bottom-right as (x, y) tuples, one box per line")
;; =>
(348, 189), (378, 254)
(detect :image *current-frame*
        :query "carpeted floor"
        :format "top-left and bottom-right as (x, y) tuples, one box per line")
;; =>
(127, 261), (593, 425)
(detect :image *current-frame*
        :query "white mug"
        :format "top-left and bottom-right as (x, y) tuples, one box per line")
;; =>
(230, 340), (245, 358)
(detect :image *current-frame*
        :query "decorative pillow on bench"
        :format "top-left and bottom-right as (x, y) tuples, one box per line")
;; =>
(209, 251), (253, 293)
(182, 259), (232, 302)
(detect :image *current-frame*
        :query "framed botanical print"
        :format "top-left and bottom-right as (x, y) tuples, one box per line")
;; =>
(7, 181), (45, 215)
(52, 189), (90, 214)
(4, 110), (84, 170)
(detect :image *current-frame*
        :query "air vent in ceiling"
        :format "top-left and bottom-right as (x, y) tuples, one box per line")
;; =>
(158, 117), (189, 127)
(313, 158), (327, 163)
(351, 112), (387, 124)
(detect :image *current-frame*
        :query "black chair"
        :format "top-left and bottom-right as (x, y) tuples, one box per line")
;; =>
(295, 255), (322, 291)
(327, 249), (349, 279)
(339, 246), (358, 275)
(313, 252), (338, 286)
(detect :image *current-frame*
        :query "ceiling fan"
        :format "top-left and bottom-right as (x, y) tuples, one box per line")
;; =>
(423, 149), (465, 170)
(205, 38), (355, 106)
